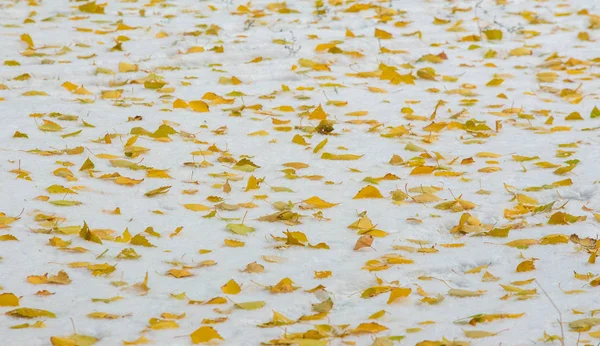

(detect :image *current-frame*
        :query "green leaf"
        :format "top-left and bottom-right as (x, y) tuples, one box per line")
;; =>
(569, 318), (600, 332)
(61, 130), (82, 138)
(49, 200), (82, 207)
(6, 308), (56, 318)
(50, 334), (98, 346)
(226, 223), (255, 235)
(404, 143), (425, 152)
(110, 159), (149, 171)
(234, 301), (265, 310)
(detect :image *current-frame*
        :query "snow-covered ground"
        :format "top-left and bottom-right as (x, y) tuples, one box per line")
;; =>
(1, 0), (600, 345)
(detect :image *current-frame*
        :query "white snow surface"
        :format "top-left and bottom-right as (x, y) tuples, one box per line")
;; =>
(0, 0), (600, 345)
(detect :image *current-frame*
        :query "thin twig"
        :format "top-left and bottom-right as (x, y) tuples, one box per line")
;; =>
(535, 279), (565, 346)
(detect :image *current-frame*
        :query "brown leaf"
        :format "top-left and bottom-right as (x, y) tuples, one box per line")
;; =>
(354, 235), (374, 250)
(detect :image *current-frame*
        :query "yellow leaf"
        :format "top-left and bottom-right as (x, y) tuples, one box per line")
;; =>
(27, 271), (71, 285)
(23, 91), (49, 97)
(298, 312), (328, 321)
(410, 166), (435, 175)
(351, 322), (389, 334)
(39, 120), (63, 132)
(189, 100), (209, 112)
(463, 330), (497, 338)
(537, 72), (558, 83)
(119, 62), (138, 73)
(79, 222), (102, 244)
(353, 185), (384, 199)
(51, 334), (98, 346)
(11, 321), (45, 329)
(144, 186), (171, 197)
(548, 212), (586, 225)
(21, 33), (34, 48)
(369, 310), (387, 319)
(303, 196), (339, 209)
(248, 130), (269, 136)
(183, 204), (212, 212)
(123, 336), (151, 345)
(190, 326), (224, 344)
(87, 312), (122, 319)
(100, 90), (122, 99)
(321, 152), (362, 160)
(78, 1), (106, 14)
(516, 259), (535, 272)
(505, 239), (539, 248)
(243, 262), (264, 273)
(308, 104), (328, 120)
(161, 313), (186, 320)
(187, 46), (205, 53)
(565, 112), (583, 121)
(0, 234), (18, 241)
(314, 271), (332, 279)
(79, 157), (95, 171)
(346, 111), (369, 117)
(270, 278), (299, 293)
(224, 239), (244, 247)
(307, 139), (327, 154)
(0, 293), (19, 307)
(114, 177), (144, 186)
(375, 28), (393, 39)
(292, 134), (308, 145)
(368, 86), (387, 93)
(221, 279), (241, 294)
(483, 29), (503, 40)
(486, 78), (504, 87)
(553, 164), (576, 175)
(234, 301), (265, 310)
(62, 81), (79, 92)
(173, 98), (189, 108)
(387, 288), (411, 304)
(478, 166), (501, 173)
(412, 192), (441, 204)
(218, 76), (242, 85)
(258, 310), (295, 328)
(130, 234), (155, 247)
(420, 294), (445, 305)
(448, 289), (486, 297)
(167, 269), (193, 278)
(148, 319), (179, 330)
(540, 234), (569, 245)
(509, 47), (532, 56)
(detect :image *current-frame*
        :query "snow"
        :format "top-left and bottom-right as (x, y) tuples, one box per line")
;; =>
(1, 0), (600, 345)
